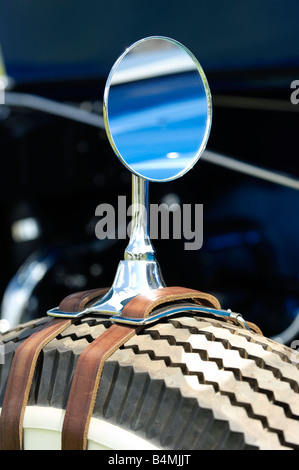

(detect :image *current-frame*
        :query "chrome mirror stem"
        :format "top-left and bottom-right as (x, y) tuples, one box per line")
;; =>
(48, 175), (166, 318)
(125, 175), (155, 261)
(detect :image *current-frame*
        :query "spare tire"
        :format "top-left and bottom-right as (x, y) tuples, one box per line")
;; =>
(0, 313), (299, 450)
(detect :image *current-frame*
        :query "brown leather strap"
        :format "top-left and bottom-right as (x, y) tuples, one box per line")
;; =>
(0, 287), (109, 450)
(121, 287), (262, 334)
(61, 286), (220, 450)
(59, 287), (109, 313)
(121, 286), (221, 319)
(61, 323), (138, 450)
(0, 317), (72, 450)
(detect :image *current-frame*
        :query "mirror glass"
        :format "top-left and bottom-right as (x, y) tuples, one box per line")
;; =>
(103, 36), (212, 182)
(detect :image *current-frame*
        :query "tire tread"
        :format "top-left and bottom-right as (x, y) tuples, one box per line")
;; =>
(1, 314), (299, 450)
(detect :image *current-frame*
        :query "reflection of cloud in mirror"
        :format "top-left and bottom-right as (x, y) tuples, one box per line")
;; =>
(130, 38), (174, 53)
(111, 46), (195, 85)
(134, 155), (196, 170)
(166, 152), (180, 159)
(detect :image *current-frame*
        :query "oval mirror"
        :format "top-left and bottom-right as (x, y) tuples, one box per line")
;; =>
(103, 36), (212, 182)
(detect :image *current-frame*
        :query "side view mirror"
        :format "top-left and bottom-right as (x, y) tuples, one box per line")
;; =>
(48, 36), (212, 318)
(103, 36), (212, 182)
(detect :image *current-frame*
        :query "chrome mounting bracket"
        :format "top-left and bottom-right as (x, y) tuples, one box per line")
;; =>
(48, 175), (166, 318)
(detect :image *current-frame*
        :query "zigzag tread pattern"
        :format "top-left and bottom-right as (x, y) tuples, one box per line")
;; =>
(117, 317), (299, 449)
(0, 314), (299, 450)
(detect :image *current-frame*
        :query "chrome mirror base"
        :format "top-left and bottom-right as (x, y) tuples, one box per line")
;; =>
(47, 258), (166, 318)
(89, 258), (166, 314)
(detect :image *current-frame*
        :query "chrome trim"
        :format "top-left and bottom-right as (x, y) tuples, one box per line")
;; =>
(1, 250), (57, 329)
(271, 311), (299, 344)
(48, 299), (251, 332)
(202, 150), (299, 191)
(110, 305), (251, 330)
(5, 92), (104, 128)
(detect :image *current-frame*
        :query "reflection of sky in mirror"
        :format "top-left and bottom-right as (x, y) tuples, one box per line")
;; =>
(106, 43), (210, 181)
